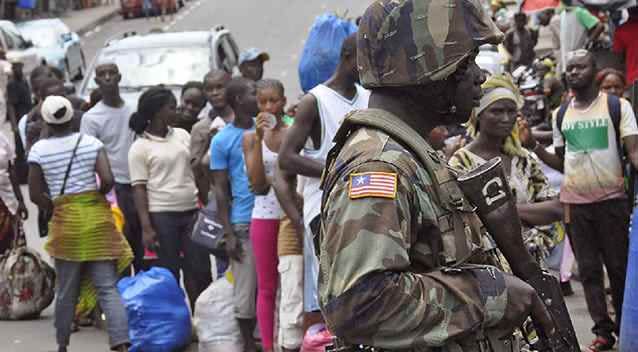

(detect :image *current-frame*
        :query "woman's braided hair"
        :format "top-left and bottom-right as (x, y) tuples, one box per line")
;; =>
(129, 86), (176, 135)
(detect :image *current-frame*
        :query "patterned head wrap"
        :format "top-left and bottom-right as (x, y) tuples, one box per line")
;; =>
(467, 74), (526, 157)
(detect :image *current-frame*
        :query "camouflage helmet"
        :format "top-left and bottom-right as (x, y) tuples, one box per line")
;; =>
(357, 0), (504, 88)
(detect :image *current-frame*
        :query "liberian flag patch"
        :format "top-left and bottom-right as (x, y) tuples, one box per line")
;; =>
(348, 172), (398, 199)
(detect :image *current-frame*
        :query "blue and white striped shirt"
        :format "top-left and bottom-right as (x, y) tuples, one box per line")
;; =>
(28, 133), (103, 198)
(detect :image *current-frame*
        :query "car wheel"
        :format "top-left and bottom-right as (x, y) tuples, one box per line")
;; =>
(122, 11), (130, 19)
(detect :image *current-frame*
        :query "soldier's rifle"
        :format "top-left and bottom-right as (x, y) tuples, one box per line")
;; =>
(457, 157), (580, 352)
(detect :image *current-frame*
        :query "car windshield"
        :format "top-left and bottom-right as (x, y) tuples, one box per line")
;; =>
(19, 25), (64, 48)
(86, 46), (210, 90)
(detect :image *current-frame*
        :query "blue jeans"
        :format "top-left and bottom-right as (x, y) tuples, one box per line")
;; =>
(142, 0), (153, 16)
(54, 259), (129, 349)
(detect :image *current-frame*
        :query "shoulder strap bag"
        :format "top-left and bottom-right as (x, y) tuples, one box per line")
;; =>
(38, 134), (83, 238)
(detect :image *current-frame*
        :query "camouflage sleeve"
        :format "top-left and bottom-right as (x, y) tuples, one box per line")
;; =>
(320, 161), (508, 349)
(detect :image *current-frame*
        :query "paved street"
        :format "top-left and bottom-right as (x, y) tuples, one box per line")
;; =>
(78, 0), (369, 102)
(0, 0), (615, 350)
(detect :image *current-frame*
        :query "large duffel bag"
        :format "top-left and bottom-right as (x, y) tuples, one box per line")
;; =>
(118, 267), (192, 352)
(298, 12), (357, 93)
(0, 223), (55, 320)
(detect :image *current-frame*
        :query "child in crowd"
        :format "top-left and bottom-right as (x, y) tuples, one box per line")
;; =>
(243, 79), (289, 352)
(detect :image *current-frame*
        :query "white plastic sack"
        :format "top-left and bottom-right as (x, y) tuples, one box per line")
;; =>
(198, 341), (242, 352)
(194, 275), (242, 352)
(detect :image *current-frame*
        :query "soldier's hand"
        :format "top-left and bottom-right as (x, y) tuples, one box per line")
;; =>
(496, 274), (555, 337)
(528, 286), (556, 338)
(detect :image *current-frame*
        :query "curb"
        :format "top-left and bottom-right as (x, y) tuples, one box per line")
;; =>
(75, 7), (120, 36)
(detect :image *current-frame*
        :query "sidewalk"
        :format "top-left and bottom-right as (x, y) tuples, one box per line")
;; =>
(60, 2), (120, 35)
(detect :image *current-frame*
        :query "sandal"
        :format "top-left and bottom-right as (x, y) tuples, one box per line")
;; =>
(587, 336), (616, 351)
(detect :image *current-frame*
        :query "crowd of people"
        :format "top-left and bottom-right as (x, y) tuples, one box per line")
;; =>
(0, 1), (637, 352)
(0, 38), (365, 351)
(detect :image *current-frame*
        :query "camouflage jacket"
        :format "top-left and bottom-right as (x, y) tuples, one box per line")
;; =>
(319, 111), (510, 350)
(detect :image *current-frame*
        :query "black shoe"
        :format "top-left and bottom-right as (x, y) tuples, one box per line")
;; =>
(58, 346), (68, 352)
(561, 281), (574, 297)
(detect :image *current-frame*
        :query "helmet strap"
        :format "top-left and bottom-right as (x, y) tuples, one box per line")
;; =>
(437, 77), (458, 115)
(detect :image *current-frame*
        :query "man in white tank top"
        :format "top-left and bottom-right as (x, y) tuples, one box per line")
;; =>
(278, 34), (369, 314)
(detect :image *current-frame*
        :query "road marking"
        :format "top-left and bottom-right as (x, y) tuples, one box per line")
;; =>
(83, 25), (102, 38)
(162, 0), (200, 31)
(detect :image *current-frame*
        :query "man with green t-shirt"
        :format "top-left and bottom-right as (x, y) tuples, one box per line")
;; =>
(528, 50), (638, 351)
(550, 3), (604, 74)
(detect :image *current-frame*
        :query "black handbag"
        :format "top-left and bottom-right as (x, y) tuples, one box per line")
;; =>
(38, 135), (82, 238)
(190, 195), (226, 256)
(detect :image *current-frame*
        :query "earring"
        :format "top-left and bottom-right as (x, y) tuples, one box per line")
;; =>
(449, 105), (457, 114)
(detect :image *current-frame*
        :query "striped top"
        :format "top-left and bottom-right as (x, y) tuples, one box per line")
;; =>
(28, 133), (103, 198)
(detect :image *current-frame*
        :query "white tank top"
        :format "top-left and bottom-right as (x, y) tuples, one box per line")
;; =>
(252, 139), (282, 220)
(300, 83), (370, 229)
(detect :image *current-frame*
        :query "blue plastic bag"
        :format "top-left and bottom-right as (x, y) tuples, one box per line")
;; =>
(298, 13), (357, 93)
(117, 267), (192, 352)
(17, 0), (36, 9)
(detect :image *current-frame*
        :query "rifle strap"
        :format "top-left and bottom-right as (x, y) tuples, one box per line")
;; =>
(339, 109), (456, 206)
(329, 109), (482, 266)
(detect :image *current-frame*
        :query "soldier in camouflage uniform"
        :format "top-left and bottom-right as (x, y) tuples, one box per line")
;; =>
(318, 0), (555, 351)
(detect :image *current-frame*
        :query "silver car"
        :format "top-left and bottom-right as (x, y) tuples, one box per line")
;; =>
(0, 21), (40, 78)
(17, 18), (86, 81)
(78, 26), (240, 107)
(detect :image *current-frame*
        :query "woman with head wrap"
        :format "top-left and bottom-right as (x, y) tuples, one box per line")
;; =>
(450, 74), (555, 205)
(449, 74), (563, 264)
